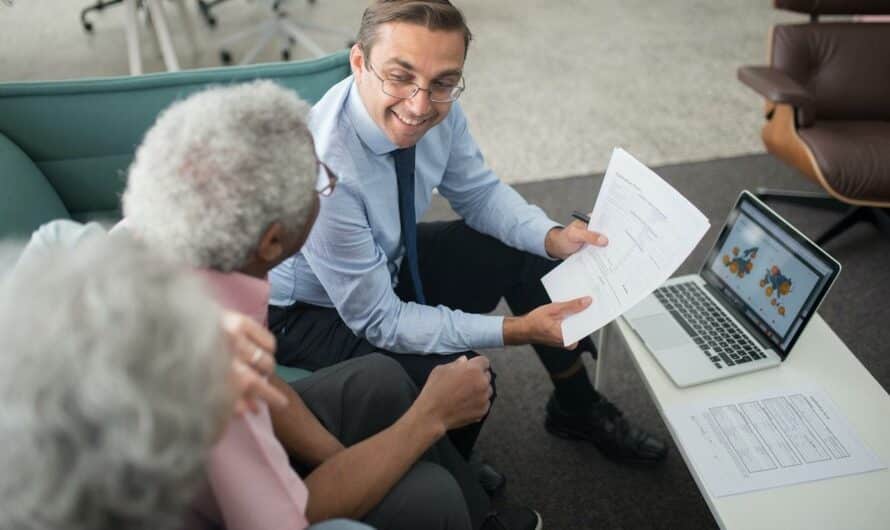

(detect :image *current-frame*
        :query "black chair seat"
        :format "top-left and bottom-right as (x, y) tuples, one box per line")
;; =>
(799, 121), (890, 203)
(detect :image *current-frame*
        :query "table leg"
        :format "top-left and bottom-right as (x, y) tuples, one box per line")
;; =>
(594, 322), (611, 392)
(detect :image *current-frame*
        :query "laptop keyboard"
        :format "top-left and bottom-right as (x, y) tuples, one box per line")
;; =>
(654, 282), (766, 370)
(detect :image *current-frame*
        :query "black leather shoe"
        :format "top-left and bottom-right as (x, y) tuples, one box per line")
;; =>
(470, 450), (506, 497)
(545, 393), (668, 465)
(481, 504), (542, 530)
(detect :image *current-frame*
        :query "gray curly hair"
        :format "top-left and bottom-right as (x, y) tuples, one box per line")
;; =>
(0, 237), (231, 530)
(123, 80), (318, 272)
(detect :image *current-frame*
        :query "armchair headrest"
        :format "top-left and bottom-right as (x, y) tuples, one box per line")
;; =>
(775, 0), (890, 16)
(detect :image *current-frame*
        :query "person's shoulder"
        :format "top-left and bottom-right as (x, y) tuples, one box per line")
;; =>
(446, 100), (468, 128)
(419, 101), (468, 157)
(309, 80), (361, 171)
(308, 76), (352, 141)
(16, 220), (107, 268)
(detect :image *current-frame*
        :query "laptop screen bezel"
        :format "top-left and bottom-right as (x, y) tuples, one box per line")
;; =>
(698, 190), (841, 359)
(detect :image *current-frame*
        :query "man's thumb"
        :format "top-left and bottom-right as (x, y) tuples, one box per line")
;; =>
(561, 296), (592, 315)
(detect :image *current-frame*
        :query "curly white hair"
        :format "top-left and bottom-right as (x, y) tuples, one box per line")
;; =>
(123, 80), (318, 272)
(0, 237), (231, 530)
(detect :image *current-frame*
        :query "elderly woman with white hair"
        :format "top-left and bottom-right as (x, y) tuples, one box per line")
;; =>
(0, 236), (372, 530)
(0, 238), (233, 530)
(122, 81), (500, 530)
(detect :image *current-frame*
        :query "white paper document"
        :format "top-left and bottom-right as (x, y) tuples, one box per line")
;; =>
(667, 386), (886, 497)
(542, 148), (710, 345)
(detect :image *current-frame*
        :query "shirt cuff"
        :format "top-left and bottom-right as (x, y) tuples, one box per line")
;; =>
(526, 216), (563, 260)
(469, 314), (506, 349)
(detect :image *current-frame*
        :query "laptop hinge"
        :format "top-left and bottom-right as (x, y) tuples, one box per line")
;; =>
(703, 283), (774, 351)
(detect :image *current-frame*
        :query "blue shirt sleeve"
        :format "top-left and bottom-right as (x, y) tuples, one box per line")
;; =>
(437, 105), (561, 259)
(301, 180), (505, 354)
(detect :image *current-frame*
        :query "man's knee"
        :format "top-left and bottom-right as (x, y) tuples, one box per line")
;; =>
(364, 462), (472, 530)
(342, 353), (419, 429)
(353, 353), (418, 397)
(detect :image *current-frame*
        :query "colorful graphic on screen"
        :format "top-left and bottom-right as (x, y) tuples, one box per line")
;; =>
(759, 265), (793, 316)
(708, 213), (819, 338)
(721, 246), (758, 278)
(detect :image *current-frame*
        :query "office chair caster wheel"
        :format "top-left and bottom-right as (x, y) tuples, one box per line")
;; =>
(83, 21), (94, 33)
(220, 50), (233, 65)
(281, 49), (291, 61)
(198, 0), (217, 28)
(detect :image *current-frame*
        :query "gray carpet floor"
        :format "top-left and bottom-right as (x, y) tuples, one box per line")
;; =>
(423, 153), (890, 530)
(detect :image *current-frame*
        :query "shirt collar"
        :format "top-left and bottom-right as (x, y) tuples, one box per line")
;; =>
(346, 79), (398, 156)
(196, 269), (270, 325)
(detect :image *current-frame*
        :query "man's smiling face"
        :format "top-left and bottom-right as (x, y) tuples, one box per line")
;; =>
(351, 22), (466, 148)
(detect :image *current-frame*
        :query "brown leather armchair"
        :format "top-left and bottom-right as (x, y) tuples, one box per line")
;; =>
(738, 0), (890, 245)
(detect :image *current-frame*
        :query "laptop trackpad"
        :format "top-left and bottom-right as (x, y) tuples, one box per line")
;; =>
(634, 314), (692, 350)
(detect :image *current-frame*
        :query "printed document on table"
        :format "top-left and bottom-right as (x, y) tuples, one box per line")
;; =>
(542, 148), (710, 345)
(666, 386), (886, 497)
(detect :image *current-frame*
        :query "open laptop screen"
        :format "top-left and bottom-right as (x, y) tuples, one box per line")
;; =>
(700, 192), (841, 357)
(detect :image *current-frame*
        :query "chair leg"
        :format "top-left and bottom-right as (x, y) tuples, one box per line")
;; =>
(80, 0), (126, 32)
(756, 188), (849, 212)
(813, 206), (890, 246)
(864, 208), (890, 242)
(196, 0), (229, 27)
(815, 206), (868, 246)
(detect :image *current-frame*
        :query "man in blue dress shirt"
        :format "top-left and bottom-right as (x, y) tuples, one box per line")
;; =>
(269, 0), (667, 476)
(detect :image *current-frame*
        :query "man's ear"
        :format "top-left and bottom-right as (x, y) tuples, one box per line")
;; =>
(256, 222), (285, 265)
(349, 43), (365, 77)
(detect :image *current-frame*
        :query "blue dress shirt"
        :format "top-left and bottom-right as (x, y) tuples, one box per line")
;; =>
(269, 77), (560, 354)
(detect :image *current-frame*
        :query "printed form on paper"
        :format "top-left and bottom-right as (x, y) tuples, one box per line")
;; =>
(542, 148), (711, 345)
(666, 386), (886, 497)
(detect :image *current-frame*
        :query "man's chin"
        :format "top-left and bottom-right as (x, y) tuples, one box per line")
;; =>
(387, 127), (425, 148)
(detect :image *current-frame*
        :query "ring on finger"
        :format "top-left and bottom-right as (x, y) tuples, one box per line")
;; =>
(250, 346), (264, 367)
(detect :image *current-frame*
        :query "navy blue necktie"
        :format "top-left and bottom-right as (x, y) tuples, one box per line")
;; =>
(392, 147), (426, 305)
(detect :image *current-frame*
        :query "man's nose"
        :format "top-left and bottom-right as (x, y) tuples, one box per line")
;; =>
(406, 88), (433, 115)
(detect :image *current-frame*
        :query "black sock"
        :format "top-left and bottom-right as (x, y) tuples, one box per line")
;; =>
(552, 367), (599, 413)
(577, 336), (598, 359)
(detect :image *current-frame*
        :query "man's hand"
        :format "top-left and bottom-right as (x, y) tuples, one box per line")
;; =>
(544, 220), (608, 260)
(503, 296), (592, 349)
(413, 356), (493, 436)
(222, 311), (289, 415)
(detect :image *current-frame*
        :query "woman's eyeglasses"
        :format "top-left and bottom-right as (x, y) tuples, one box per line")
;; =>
(316, 160), (337, 197)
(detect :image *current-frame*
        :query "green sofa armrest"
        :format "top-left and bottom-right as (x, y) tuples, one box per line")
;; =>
(0, 132), (70, 239)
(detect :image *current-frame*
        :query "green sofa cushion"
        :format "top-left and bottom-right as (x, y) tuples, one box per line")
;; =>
(0, 132), (70, 238)
(0, 51), (350, 239)
(275, 364), (313, 383)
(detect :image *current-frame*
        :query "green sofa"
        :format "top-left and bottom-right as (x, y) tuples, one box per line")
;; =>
(0, 51), (351, 382)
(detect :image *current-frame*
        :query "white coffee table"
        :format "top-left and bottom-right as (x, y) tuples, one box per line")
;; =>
(595, 314), (890, 529)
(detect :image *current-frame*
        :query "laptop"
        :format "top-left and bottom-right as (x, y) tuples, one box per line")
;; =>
(624, 190), (841, 387)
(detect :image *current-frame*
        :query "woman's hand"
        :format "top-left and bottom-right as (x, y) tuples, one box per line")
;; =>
(222, 311), (288, 415)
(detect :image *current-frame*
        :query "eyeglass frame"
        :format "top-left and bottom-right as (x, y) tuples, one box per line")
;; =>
(316, 160), (337, 197)
(366, 62), (466, 103)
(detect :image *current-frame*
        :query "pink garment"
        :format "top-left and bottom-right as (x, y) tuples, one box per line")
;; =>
(184, 270), (310, 530)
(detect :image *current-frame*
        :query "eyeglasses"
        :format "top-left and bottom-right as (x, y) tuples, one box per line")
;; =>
(367, 62), (465, 103)
(316, 160), (337, 197)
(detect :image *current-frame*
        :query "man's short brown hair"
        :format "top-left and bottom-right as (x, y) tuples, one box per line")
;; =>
(356, 0), (473, 60)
